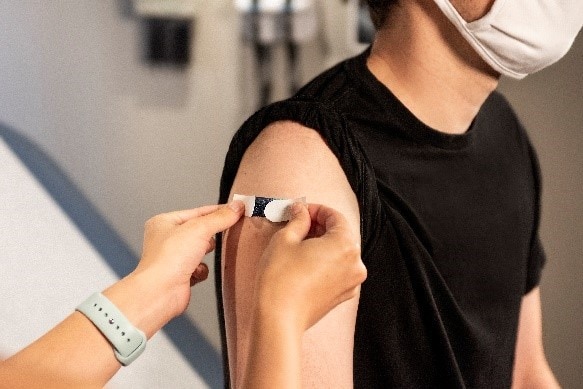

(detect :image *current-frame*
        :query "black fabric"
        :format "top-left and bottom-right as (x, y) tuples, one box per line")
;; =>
(215, 50), (545, 388)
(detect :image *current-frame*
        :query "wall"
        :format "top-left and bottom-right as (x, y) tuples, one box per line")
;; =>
(0, 0), (344, 359)
(0, 0), (242, 352)
(498, 34), (583, 388)
(0, 1), (581, 387)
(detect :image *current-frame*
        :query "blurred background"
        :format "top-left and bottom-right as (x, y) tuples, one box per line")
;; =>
(0, 1), (580, 388)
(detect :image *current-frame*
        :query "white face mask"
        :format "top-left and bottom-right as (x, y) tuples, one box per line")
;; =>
(433, 0), (583, 79)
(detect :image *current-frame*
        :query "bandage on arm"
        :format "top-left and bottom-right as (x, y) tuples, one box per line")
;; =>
(233, 194), (306, 222)
(222, 121), (361, 388)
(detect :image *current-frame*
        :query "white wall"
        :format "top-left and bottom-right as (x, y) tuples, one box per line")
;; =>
(0, 0), (343, 357)
(0, 1), (581, 387)
(0, 0), (243, 351)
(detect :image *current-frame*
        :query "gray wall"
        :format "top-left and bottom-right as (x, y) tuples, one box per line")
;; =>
(498, 34), (583, 388)
(0, 1), (580, 387)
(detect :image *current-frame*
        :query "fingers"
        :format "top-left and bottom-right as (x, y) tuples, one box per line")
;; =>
(182, 200), (245, 237)
(307, 204), (354, 240)
(190, 263), (210, 286)
(277, 202), (312, 242)
(162, 205), (223, 225)
(307, 203), (366, 283)
(205, 236), (216, 255)
(153, 201), (244, 228)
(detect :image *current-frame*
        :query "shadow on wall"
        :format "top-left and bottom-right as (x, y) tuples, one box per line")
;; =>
(0, 123), (224, 388)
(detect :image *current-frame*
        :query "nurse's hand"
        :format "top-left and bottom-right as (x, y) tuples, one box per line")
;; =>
(117, 202), (245, 333)
(243, 203), (366, 389)
(0, 202), (245, 389)
(255, 203), (367, 332)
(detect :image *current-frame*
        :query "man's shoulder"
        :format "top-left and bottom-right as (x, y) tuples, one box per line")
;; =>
(231, 120), (360, 222)
(477, 90), (531, 142)
(241, 121), (337, 172)
(293, 54), (360, 106)
(480, 90), (520, 125)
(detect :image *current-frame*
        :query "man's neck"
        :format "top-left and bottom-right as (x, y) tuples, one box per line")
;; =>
(366, 0), (499, 135)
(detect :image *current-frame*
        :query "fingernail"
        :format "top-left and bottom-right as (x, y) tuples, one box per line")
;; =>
(291, 202), (304, 216)
(229, 200), (244, 213)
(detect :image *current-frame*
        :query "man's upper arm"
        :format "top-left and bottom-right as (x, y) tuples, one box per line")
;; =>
(222, 120), (361, 388)
(512, 287), (559, 389)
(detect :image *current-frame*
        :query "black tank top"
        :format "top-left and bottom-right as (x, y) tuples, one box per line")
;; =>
(215, 50), (545, 388)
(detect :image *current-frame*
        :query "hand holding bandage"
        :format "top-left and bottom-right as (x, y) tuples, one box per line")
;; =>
(233, 194), (306, 222)
(252, 202), (366, 331)
(242, 202), (367, 388)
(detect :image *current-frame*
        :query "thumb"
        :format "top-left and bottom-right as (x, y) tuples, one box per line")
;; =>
(279, 202), (312, 242)
(307, 204), (351, 239)
(184, 200), (244, 238)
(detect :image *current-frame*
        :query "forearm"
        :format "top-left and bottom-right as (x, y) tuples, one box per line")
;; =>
(512, 357), (560, 389)
(512, 354), (561, 389)
(0, 311), (120, 388)
(0, 271), (175, 388)
(512, 288), (560, 389)
(0, 204), (242, 388)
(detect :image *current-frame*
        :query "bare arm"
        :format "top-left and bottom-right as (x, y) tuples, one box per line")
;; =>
(0, 205), (243, 388)
(243, 203), (366, 389)
(512, 287), (560, 389)
(223, 121), (361, 388)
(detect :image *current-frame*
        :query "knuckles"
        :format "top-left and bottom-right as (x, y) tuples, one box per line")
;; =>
(144, 214), (164, 232)
(339, 242), (367, 286)
(274, 227), (299, 244)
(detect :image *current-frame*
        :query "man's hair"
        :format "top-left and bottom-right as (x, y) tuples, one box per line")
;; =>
(364, 0), (398, 29)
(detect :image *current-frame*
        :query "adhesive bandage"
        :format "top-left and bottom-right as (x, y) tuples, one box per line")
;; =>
(233, 194), (306, 223)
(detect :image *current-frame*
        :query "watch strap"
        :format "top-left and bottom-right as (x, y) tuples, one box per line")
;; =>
(76, 292), (146, 366)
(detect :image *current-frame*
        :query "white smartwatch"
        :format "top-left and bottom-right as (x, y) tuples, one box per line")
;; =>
(76, 292), (147, 366)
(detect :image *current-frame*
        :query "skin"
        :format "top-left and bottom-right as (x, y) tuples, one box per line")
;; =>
(449, 0), (496, 22)
(512, 288), (560, 389)
(0, 201), (366, 388)
(0, 203), (244, 388)
(223, 121), (362, 388)
(242, 203), (366, 389)
(224, 0), (559, 387)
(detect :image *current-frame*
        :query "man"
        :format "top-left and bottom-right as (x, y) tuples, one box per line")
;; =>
(216, 0), (582, 387)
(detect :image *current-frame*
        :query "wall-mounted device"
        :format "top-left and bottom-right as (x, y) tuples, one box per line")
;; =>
(235, 0), (317, 44)
(235, 0), (318, 108)
(133, 0), (199, 66)
(345, 0), (374, 55)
